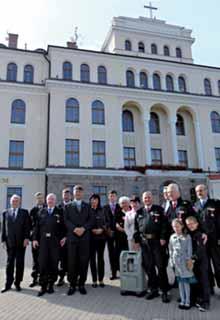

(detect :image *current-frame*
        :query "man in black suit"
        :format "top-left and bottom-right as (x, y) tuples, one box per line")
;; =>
(103, 190), (121, 280)
(29, 192), (46, 287)
(32, 193), (66, 297)
(1, 194), (30, 293)
(64, 185), (93, 295)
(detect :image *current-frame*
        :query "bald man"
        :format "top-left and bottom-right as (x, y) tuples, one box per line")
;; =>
(1, 195), (30, 293)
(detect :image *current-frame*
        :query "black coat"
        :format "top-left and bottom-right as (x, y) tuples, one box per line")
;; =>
(29, 205), (46, 240)
(103, 203), (121, 232)
(1, 208), (30, 248)
(64, 201), (93, 243)
(91, 207), (109, 240)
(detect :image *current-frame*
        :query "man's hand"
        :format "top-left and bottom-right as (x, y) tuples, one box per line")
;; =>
(116, 223), (124, 233)
(23, 239), (29, 248)
(92, 228), (103, 235)
(32, 240), (39, 249)
(2, 242), (6, 250)
(160, 239), (166, 246)
(74, 227), (85, 237)
(60, 237), (66, 247)
(133, 243), (140, 251)
(186, 259), (194, 271)
(202, 233), (208, 245)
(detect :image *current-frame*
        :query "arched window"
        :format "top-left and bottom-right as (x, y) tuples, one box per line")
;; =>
(166, 75), (174, 92)
(211, 111), (220, 133)
(126, 70), (135, 88)
(80, 64), (90, 82)
(7, 63), (17, 82)
(176, 47), (182, 58)
(125, 40), (132, 51)
(176, 114), (185, 135)
(97, 66), (107, 84)
(92, 100), (105, 125)
(164, 46), (170, 56)
(204, 78), (212, 96)
(153, 73), (161, 90)
(65, 98), (79, 123)
(218, 80), (220, 96)
(178, 76), (187, 93)
(122, 110), (134, 132)
(63, 61), (72, 80)
(149, 112), (160, 134)
(140, 72), (148, 89)
(11, 99), (26, 124)
(138, 42), (145, 53)
(24, 65), (34, 83)
(151, 44), (158, 54)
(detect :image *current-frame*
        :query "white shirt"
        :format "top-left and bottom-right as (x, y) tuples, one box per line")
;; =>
(124, 209), (137, 240)
(10, 207), (18, 218)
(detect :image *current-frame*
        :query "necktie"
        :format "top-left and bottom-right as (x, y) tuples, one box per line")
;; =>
(48, 208), (52, 215)
(111, 204), (115, 214)
(12, 209), (16, 221)
(173, 202), (177, 210)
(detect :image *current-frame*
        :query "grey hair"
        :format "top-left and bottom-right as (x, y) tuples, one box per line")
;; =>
(167, 183), (180, 193)
(118, 196), (130, 205)
(46, 193), (57, 201)
(10, 194), (21, 204)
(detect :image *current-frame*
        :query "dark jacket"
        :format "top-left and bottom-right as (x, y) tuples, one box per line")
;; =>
(188, 228), (208, 263)
(91, 207), (109, 240)
(64, 201), (93, 243)
(103, 203), (121, 233)
(1, 208), (30, 247)
(29, 205), (46, 240)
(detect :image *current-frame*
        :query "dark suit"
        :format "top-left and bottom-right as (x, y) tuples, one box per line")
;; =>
(1, 208), (30, 288)
(33, 206), (66, 287)
(103, 203), (121, 277)
(64, 201), (93, 287)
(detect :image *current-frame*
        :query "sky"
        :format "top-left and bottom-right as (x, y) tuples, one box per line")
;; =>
(0, 0), (219, 66)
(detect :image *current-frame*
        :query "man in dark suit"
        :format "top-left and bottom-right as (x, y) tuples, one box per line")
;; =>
(29, 192), (46, 287)
(1, 194), (30, 293)
(64, 185), (93, 295)
(32, 193), (66, 297)
(103, 190), (121, 280)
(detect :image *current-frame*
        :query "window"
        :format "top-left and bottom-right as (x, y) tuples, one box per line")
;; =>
(178, 150), (188, 167)
(11, 99), (26, 124)
(166, 75), (174, 92)
(215, 148), (220, 171)
(65, 98), (79, 123)
(178, 76), (187, 93)
(164, 46), (170, 56)
(140, 72), (148, 89)
(97, 66), (107, 84)
(92, 100), (105, 125)
(151, 148), (162, 165)
(124, 147), (136, 167)
(6, 187), (22, 209)
(211, 111), (220, 133)
(149, 112), (160, 134)
(151, 44), (158, 54)
(7, 63), (17, 81)
(93, 141), (106, 168)
(125, 40), (132, 51)
(63, 61), (72, 80)
(65, 139), (79, 167)
(93, 186), (107, 205)
(9, 140), (24, 168)
(153, 73), (161, 90)
(218, 80), (220, 96)
(204, 78), (212, 96)
(138, 42), (145, 53)
(80, 64), (90, 82)
(126, 70), (135, 88)
(176, 114), (185, 135)
(176, 47), (182, 58)
(24, 65), (34, 83)
(122, 110), (134, 132)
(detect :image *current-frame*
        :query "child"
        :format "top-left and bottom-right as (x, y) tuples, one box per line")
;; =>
(169, 218), (196, 310)
(185, 216), (210, 312)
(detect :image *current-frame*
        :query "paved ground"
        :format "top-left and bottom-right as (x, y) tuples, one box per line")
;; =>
(0, 246), (220, 320)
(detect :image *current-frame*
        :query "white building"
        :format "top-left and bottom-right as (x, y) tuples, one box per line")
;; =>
(0, 15), (220, 210)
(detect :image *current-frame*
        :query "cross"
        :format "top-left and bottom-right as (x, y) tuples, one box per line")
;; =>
(144, 2), (158, 19)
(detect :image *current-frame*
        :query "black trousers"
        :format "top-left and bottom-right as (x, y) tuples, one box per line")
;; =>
(191, 258), (210, 305)
(141, 239), (169, 293)
(107, 237), (118, 277)
(208, 244), (220, 288)
(38, 239), (59, 287)
(31, 245), (39, 281)
(67, 239), (90, 287)
(90, 238), (106, 282)
(5, 245), (26, 287)
(58, 244), (68, 279)
(115, 232), (128, 273)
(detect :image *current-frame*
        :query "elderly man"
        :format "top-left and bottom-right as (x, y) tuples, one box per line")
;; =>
(1, 194), (30, 293)
(33, 193), (66, 296)
(133, 191), (170, 303)
(194, 184), (220, 291)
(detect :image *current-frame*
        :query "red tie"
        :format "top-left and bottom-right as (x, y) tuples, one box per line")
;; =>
(173, 202), (177, 210)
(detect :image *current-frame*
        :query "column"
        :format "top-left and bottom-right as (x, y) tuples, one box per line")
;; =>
(143, 110), (151, 165)
(119, 109), (125, 168)
(168, 115), (179, 165)
(194, 120), (204, 169)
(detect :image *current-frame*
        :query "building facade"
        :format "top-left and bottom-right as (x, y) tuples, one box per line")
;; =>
(0, 16), (220, 210)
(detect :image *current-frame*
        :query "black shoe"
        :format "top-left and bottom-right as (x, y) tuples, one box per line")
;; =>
(145, 290), (160, 300)
(79, 286), (87, 295)
(38, 287), (47, 297)
(1, 286), (11, 293)
(29, 281), (38, 288)
(47, 285), (54, 294)
(161, 292), (170, 303)
(15, 284), (21, 292)
(178, 304), (186, 310)
(198, 303), (210, 312)
(92, 283), (97, 288)
(99, 282), (105, 288)
(57, 278), (65, 287)
(67, 286), (76, 296)
(110, 276), (119, 280)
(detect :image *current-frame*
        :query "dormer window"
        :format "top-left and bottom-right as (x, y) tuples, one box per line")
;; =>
(151, 44), (158, 55)
(125, 40), (132, 51)
(138, 42), (145, 53)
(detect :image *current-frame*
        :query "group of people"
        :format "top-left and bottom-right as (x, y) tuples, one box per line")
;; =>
(1, 183), (220, 313)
